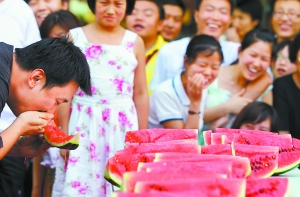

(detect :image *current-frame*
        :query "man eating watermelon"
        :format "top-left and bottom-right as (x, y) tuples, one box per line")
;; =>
(0, 37), (92, 160)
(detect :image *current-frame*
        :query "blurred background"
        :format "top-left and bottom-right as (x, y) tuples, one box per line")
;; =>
(69, 0), (274, 38)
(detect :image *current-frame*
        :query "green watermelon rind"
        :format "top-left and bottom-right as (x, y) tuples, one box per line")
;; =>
(44, 132), (80, 150)
(274, 163), (300, 175)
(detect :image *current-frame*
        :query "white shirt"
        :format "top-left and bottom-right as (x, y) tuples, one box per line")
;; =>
(150, 37), (240, 91)
(148, 73), (207, 130)
(0, 0), (41, 132)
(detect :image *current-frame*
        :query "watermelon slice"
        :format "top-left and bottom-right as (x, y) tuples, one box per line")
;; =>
(117, 141), (201, 155)
(215, 128), (277, 144)
(246, 177), (289, 197)
(121, 171), (227, 192)
(232, 143), (279, 178)
(112, 192), (206, 197)
(201, 144), (233, 155)
(137, 161), (233, 178)
(203, 130), (212, 145)
(44, 123), (80, 150)
(211, 133), (228, 145)
(233, 133), (300, 174)
(104, 153), (155, 186)
(125, 128), (198, 143)
(134, 178), (246, 197)
(154, 153), (251, 178)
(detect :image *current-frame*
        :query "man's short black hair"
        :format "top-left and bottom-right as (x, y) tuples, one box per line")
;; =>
(161, 0), (186, 14)
(87, 0), (136, 15)
(195, 0), (236, 14)
(236, 0), (263, 28)
(15, 37), (92, 95)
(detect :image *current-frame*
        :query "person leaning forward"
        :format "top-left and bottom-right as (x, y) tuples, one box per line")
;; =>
(0, 37), (92, 160)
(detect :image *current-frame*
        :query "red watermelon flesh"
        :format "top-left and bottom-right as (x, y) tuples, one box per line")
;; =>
(134, 178), (246, 197)
(112, 192), (208, 197)
(125, 139), (198, 148)
(246, 177), (289, 197)
(125, 128), (198, 144)
(105, 153), (155, 186)
(215, 128), (277, 144)
(117, 141), (201, 155)
(233, 133), (300, 174)
(203, 130), (212, 145)
(201, 144), (233, 155)
(137, 161), (233, 178)
(211, 133), (228, 145)
(121, 171), (227, 192)
(154, 153), (251, 178)
(232, 143), (279, 178)
(293, 138), (300, 149)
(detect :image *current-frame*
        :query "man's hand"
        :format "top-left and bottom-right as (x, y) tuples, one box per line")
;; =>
(15, 134), (51, 158)
(13, 111), (54, 136)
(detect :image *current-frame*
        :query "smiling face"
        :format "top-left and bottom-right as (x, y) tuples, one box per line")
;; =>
(28, 0), (68, 26)
(184, 51), (221, 88)
(273, 45), (297, 78)
(238, 41), (272, 81)
(272, 0), (300, 41)
(161, 4), (183, 41)
(232, 8), (258, 40)
(194, 0), (232, 39)
(95, 0), (127, 29)
(240, 117), (271, 132)
(126, 0), (161, 40)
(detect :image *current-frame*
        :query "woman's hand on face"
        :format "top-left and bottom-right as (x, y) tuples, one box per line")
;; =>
(186, 73), (204, 103)
(226, 89), (253, 114)
(14, 111), (54, 136)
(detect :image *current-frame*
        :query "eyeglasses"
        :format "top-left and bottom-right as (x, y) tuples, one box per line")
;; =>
(273, 11), (300, 20)
(277, 54), (291, 63)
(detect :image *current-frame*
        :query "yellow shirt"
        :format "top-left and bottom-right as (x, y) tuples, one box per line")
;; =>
(145, 35), (168, 95)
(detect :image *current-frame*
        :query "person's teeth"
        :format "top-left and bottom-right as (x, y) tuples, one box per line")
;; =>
(249, 68), (258, 73)
(208, 23), (219, 28)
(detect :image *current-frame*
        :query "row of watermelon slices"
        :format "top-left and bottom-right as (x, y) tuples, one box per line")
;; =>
(105, 128), (300, 197)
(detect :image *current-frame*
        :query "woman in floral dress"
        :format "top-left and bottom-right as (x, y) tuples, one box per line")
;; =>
(52, 0), (148, 196)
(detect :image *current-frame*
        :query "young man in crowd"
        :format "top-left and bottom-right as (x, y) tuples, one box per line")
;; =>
(126, 0), (168, 95)
(161, 0), (185, 41)
(25, 0), (68, 26)
(0, 38), (91, 197)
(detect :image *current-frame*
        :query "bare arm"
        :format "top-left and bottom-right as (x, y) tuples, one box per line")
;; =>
(204, 89), (252, 123)
(243, 72), (272, 100)
(2, 111), (53, 159)
(58, 102), (72, 135)
(262, 90), (273, 106)
(163, 102), (200, 129)
(133, 36), (149, 129)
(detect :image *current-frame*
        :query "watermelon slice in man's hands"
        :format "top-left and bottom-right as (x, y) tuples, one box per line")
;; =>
(44, 121), (80, 150)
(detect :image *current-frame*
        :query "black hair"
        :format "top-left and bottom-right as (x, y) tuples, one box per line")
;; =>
(231, 101), (279, 132)
(195, 0), (236, 13)
(15, 37), (92, 95)
(272, 39), (292, 61)
(185, 34), (224, 64)
(161, 0), (186, 14)
(25, 0), (68, 4)
(40, 10), (81, 39)
(134, 0), (165, 20)
(289, 32), (300, 63)
(87, 0), (136, 15)
(236, 0), (263, 28)
(240, 29), (275, 51)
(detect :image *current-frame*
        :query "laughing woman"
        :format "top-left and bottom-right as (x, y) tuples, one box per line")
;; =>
(203, 29), (275, 130)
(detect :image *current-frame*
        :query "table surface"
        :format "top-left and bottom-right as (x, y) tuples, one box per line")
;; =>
(279, 167), (300, 197)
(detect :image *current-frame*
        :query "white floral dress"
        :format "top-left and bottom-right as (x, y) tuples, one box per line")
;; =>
(52, 27), (139, 197)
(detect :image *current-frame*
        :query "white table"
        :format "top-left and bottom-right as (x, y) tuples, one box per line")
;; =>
(279, 167), (300, 197)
